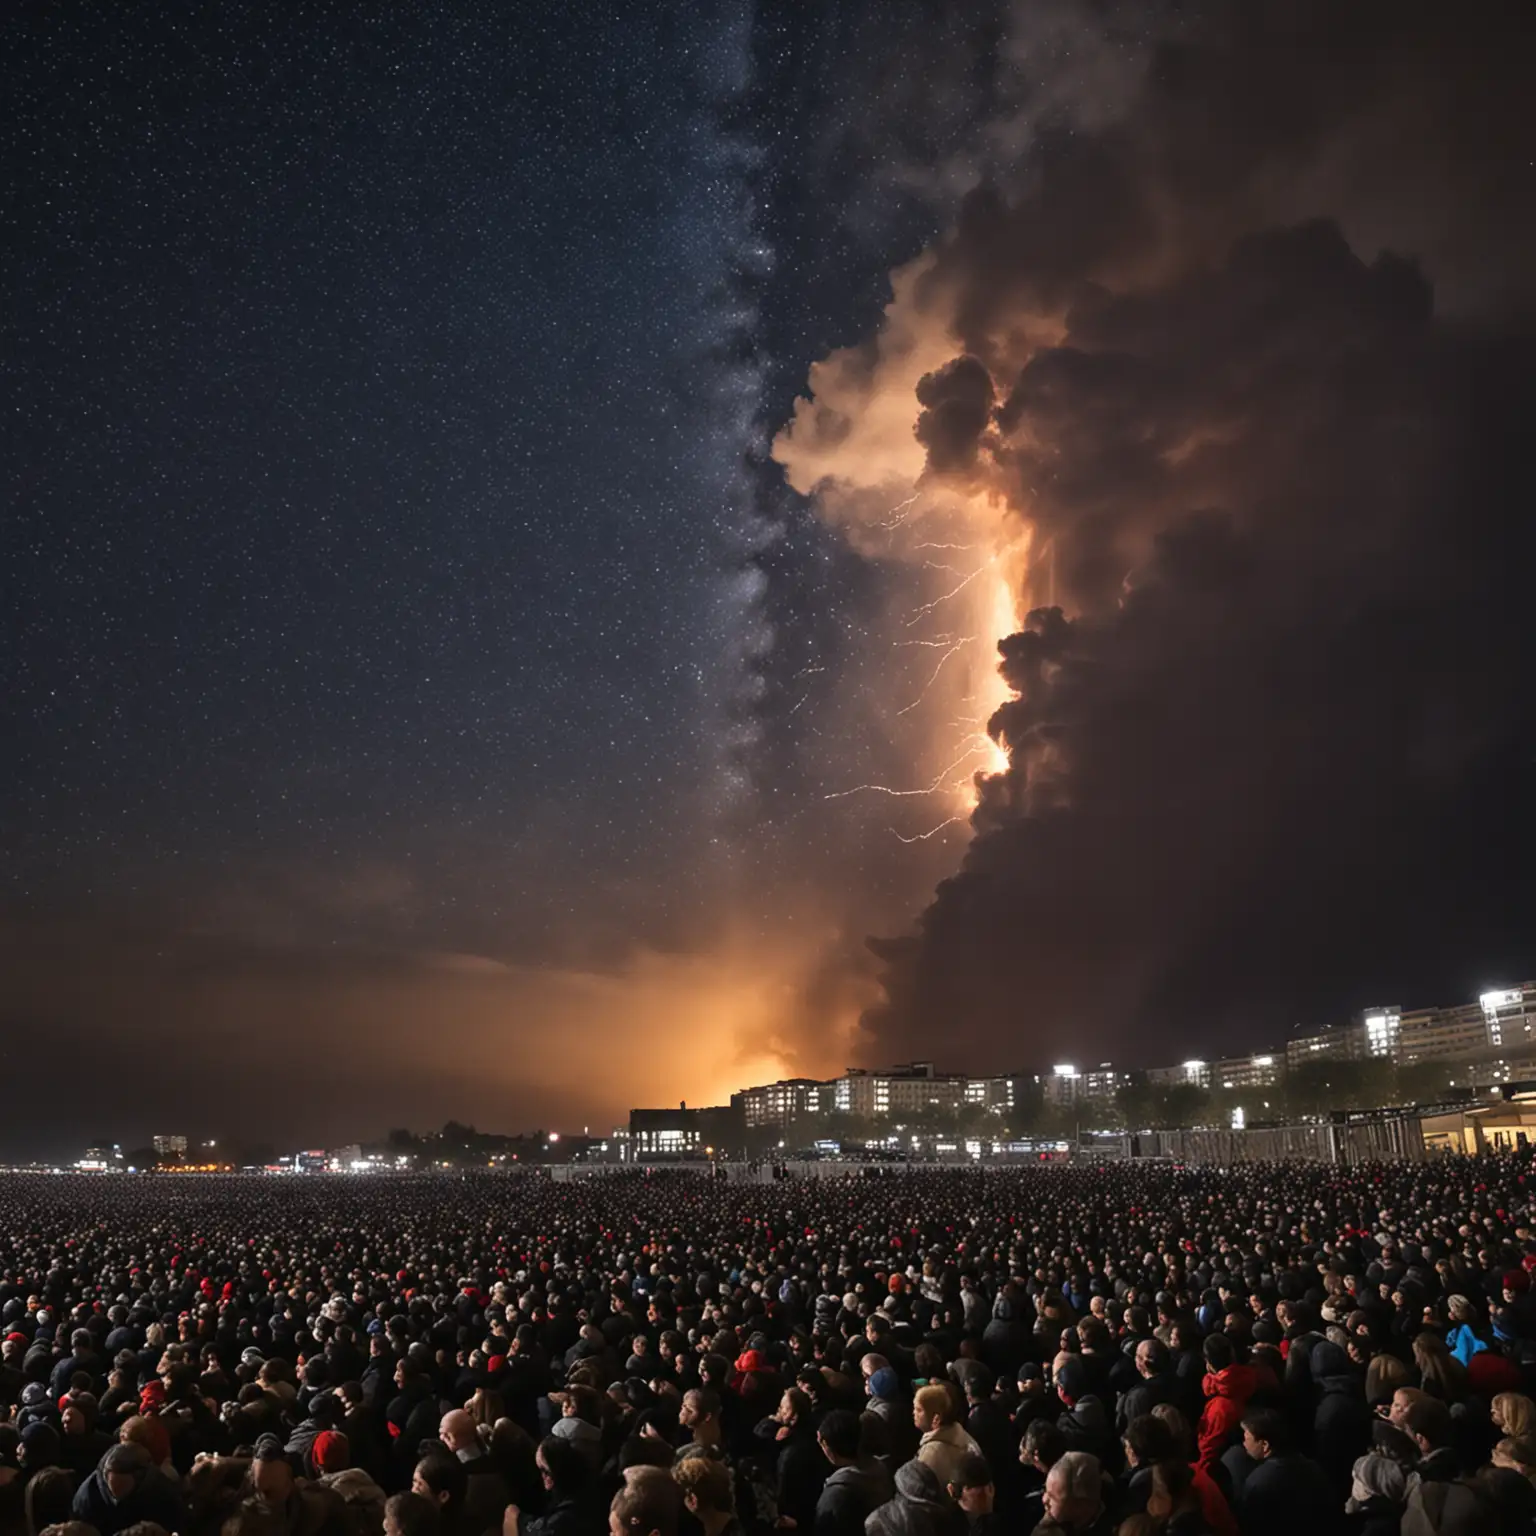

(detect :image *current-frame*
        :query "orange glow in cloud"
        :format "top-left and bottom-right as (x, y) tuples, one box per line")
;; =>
(774, 258), (1034, 838)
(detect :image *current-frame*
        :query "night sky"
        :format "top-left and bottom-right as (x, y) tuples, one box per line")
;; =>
(3, 0), (1533, 1154)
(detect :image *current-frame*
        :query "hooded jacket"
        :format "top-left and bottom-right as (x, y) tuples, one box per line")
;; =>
(1195, 1363), (1258, 1469)
(1308, 1341), (1373, 1494)
(71, 1465), (189, 1536)
(815, 1459), (894, 1536)
(865, 1462), (965, 1536)
(980, 1298), (1029, 1378)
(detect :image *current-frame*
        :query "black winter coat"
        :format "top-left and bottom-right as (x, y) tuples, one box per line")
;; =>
(71, 1468), (188, 1536)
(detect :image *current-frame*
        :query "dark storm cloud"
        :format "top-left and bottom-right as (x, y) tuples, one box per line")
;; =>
(868, 209), (1536, 1065)
(838, 0), (1536, 1067)
(914, 356), (996, 475)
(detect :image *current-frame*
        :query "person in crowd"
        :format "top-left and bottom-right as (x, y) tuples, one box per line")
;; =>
(811, 1410), (891, 1536)
(1053, 1359), (1114, 1467)
(910, 1387), (979, 1490)
(1223, 1409), (1331, 1536)
(71, 1443), (186, 1536)
(1037, 1451), (1113, 1536)
(864, 1462), (962, 1536)
(312, 1430), (388, 1536)
(756, 1389), (825, 1534)
(1117, 1460), (1211, 1536)
(515, 1438), (597, 1536)
(607, 1471), (678, 1536)
(387, 1492), (442, 1536)
(1193, 1340), (1256, 1472)
(1308, 1340), (1374, 1499)
(1117, 1342), (1173, 1437)
(671, 1455), (739, 1536)
(413, 1455), (473, 1536)
(439, 1411), (511, 1536)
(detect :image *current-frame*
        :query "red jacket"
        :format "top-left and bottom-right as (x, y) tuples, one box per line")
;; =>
(1196, 1362), (1258, 1468)
(1192, 1463), (1238, 1536)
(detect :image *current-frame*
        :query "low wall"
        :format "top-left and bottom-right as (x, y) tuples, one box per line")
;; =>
(1123, 1114), (1426, 1164)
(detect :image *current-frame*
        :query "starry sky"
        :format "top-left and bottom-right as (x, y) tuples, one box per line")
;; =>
(3, 0), (1533, 1154)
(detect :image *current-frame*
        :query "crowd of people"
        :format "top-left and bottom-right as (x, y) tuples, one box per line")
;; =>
(1, 1153), (1535, 1536)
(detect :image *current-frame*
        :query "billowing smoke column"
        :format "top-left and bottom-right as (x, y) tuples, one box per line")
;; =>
(776, 0), (1536, 1068)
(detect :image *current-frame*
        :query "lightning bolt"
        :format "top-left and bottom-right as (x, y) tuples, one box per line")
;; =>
(877, 493), (922, 531)
(904, 555), (999, 627)
(892, 815), (967, 843)
(823, 735), (995, 802)
(896, 638), (969, 716)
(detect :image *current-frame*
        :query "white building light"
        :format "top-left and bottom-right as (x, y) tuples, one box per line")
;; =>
(1054, 1064), (1078, 1077)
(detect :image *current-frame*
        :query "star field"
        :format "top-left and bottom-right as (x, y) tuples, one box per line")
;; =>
(4, 3), (778, 949)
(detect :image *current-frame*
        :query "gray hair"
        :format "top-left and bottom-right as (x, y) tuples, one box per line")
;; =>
(1047, 1451), (1102, 1502)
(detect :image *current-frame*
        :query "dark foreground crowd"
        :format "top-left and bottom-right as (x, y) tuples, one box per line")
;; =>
(1, 1158), (1535, 1536)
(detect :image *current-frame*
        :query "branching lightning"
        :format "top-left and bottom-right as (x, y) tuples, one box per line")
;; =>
(813, 487), (1020, 842)
(896, 637), (969, 715)
(823, 733), (995, 802)
(877, 493), (922, 530)
(903, 555), (999, 626)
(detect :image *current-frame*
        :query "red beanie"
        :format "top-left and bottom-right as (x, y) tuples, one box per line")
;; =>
(312, 1430), (349, 1473)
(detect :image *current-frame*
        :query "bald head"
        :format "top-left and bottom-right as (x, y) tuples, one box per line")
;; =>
(439, 1410), (477, 1454)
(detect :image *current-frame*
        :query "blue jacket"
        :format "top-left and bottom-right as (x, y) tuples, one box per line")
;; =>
(1446, 1321), (1487, 1366)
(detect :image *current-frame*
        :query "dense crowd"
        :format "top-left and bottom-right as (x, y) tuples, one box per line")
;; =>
(1, 1155), (1535, 1536)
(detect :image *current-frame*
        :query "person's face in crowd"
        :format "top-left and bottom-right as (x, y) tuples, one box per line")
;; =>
(412, 1466), (446, 1504)
(1241, 1426), (1270, 1462)
(956, 1481), (993, 1517)
(678, 1392), (702, 1430)
(1389, 1391), (1415, 1428)
(253, 1457), (294, 1507)
(61, 1403), (85, 1435)
(1135, 1342), (1158, 1379)
(395, 1361), (409, 1389)
(775, 1393), (797, 1426)
(105, 1468), (138, 1501)
(1042, 1468), (1089, 1526)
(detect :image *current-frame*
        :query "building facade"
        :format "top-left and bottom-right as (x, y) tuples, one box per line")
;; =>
(1209, 1053), (1282, 1091)
(1044, 1064), (1126, 1105)
(731, 1078), (826, 1129)
(628, 1103), (745, 1158)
